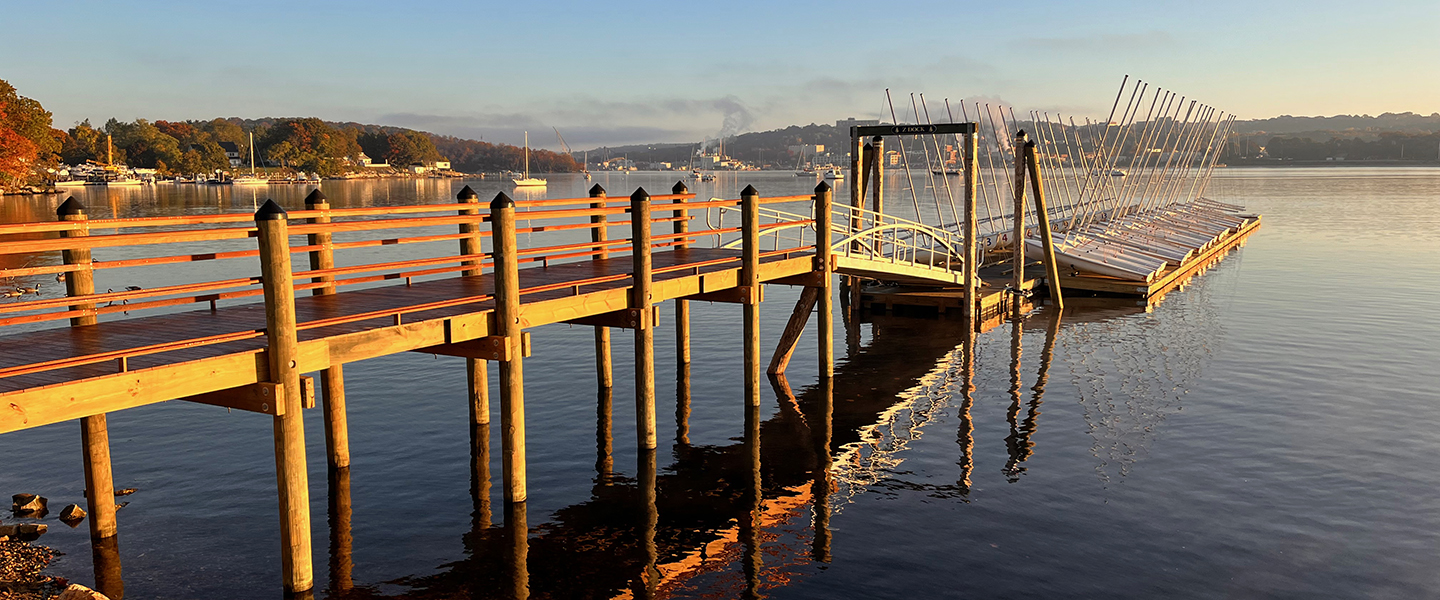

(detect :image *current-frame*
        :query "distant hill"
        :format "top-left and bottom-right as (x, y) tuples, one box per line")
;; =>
(1232, 112), (1440, 136)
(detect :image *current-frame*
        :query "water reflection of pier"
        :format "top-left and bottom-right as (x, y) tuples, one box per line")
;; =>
(314, 300), (1142, 599)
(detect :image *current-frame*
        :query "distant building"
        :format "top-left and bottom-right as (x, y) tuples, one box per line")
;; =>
(786, 144), (825, 156)
(432, 160), (451, 170)
(835, 117), (881, 131)
(217, 142), (243, 168)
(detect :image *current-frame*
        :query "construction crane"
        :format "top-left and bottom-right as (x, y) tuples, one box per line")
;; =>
(553, 127), (573, 155)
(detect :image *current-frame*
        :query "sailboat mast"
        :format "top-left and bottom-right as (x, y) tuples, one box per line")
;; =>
(524, 131), (530, 178)
(249, 132), (256, 175)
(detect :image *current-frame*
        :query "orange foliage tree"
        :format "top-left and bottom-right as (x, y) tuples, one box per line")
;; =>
(0, 102), (39, 185)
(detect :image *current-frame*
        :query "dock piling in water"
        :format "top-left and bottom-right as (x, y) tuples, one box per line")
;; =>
(631, 187), (657, 450)
(255, 199), (314, 595)
(306, 189), (352, 470)
(589, 184), (613, 389)
(490, 192), (528, 504)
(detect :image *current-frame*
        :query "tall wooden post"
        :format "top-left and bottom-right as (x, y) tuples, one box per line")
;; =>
(847, 131), (864, 311)
(815, 181), (834, 378)
(1011, 130), (1029, 295)
(871, 136), (885, 215)
(458, 186), (491, 434)
(304, 190), (350, 470)
(741, 185), (761, 410)
(596, 386), (613, 482)
(1024, 141), (1065, 310)
(58, 198), (123, 593)
(255, 199), (314, 595)
(672, 181), (691, 369)
(860, 142), (874, 203)
(631, 188), (657, 450)
(963, 131), (979, 325)
(90, 536), (123, 600)
(490, 192), (527, 504)
(589, 184), (613, 389)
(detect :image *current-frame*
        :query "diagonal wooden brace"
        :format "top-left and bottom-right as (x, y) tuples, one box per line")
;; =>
(182, 375), (314, 416)
(685, 285), (762, 305)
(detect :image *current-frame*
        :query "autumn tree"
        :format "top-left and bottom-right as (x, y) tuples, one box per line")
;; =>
(0, 79), (60, 166)
(0, 103), (38, 185)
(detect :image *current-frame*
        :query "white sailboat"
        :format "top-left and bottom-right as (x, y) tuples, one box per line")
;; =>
(233, 132), (267, 185)
(512, 132), (547, 187)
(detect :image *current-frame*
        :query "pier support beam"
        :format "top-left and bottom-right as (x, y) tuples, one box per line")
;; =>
(1023, 141), (1065, 310)
(57, 199), (121, 556)
(255, 199), (313, 595)
(589, 185), (613, 389)
(815, 181), (835, 378)
(631, 188), (657, 450)
(672, 181), (691, 369)
(963, 130), (979, 325)
(1011, 130), (1029, 294)
(458, 187), (491, 434)
(871, 136), (885, 215)
(490, 193), (528, 504)
(305, 190), (351, 470)
(741, 185), (761, 410)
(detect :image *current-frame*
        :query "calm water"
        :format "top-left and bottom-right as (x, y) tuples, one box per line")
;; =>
(2, 168), (1439, 599)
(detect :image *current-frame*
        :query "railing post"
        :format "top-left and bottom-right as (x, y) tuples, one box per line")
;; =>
(741, 185), (761, 409)
(589, 184), (613, 389)
(304, 190), (351, 471)
(1012, 130), (1029, 296)
(57, 198), (122, 595)
(1024, 141), (1065, 310)
(631, 187), (657, 450)
(672, 181), (691, 369)
(490, 192), (528, 504)
(255, 199), (313, 595)
(963, 129), (979, 325)
(814, 181), (834, 378)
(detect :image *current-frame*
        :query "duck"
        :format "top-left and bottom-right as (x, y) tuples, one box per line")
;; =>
(55, 273), (66, 283)
(16, 284), (39, 295)
(1, 290), (23, 299)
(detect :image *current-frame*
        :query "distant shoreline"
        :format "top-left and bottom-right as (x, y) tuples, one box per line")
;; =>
(1222, 160), (1440, 168)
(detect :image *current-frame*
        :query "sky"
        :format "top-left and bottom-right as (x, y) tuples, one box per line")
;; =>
(3, 0), (1437, 150)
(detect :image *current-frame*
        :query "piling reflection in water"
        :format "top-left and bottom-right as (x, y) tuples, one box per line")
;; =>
(91, 534), (124, 600)
(326, 467), (353, 596)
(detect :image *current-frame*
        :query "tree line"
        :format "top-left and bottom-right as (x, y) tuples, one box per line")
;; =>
(1227, 132), (1440, 162)
(0, 78), (579, 184)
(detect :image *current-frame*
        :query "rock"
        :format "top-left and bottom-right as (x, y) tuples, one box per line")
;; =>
(60, 504), (87, 525)
(0, 524), (17, 537)
(57, 583), (112, 600)
(114, 488), (137, 497)
(12, 493), (47, 513)
(16, 523), (47, 540)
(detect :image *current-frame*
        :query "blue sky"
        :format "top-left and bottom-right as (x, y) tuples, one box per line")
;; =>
(3, 0), (1436, 149)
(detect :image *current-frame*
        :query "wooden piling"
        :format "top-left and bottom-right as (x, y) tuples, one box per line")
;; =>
(860, 141), (874, 203)
(871, 136), (885, 215)
(766, 288), (818, 375)
(631, 188), (657, 450)
(589, 184), (613, 389)
(57, 199), (121, 548)
(255, 199), (313, 595)
(305, 190), (351, 470)
(672, 181), (691, 368)
(1023, 141), (1065, 310)
(675, 363), (691, 446)
(815, 181), (834, 378)
(490, 192), (528, 504)
(90, 535), (124, 600)
(459, 186), (492, 429)
(741, 185), (761, 409)
(1011, 130), (1029, 295)
(848, 130), (864, 313)
(596, 387), (613, 481)
(963, 131), (979, 325)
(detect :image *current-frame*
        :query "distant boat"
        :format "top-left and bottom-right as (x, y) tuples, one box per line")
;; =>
(700, 173), (716, 182)
(54, 178), (88, 187)
(822, 167), (844, 180)
(512, 132), (547, 187)
(233, 132), (267, 185)
(932, 168), (963, 176)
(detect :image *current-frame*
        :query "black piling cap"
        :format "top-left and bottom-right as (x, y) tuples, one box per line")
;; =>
(588, 183), (606, 196)
(1015, 129), (1027, 138)
(457, 185), (478, 200)
(1024, 140), (1037, 150)
(490, 191), (514, 210)
(56, 197), (85, 217)
(872, 135), (884, 142)
(740, 184), (759, 197)
(255, 199), (288, 221)
(303, 189), (327, 206)
(814, 181), (831, 193)
(671, 181), (688, 194)
(631, 187), (650, 201)
(863, 142), (873, 150)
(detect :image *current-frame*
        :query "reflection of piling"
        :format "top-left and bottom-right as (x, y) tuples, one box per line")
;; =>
(505, 501), (530, 600)
(631, 188), (657, 450)
(57, 199), (121, 553)
(306, 190), (351, 470)
(956, 326), (976, 494)
(741, 398), (763, 600)
(255, 199), (313, 594)
(91, 534), (124, 600)
(811, 376), (834, 562)
(636, 448), (660, 600)
(589, 185), (614, 389)
(596, 387), (613, 482)
(327, 467), (353, 594)
(491, 193), (528, 504)
(675, 363), (691, 446)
